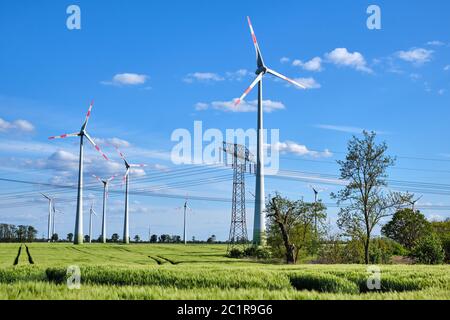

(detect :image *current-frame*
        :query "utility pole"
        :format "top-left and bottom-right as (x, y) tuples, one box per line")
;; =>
(222, 141), (255, 252)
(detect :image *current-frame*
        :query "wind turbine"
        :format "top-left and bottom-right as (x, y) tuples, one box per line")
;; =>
(51, 203), (64, 241)
(309, 185), (325, 235)
(41, 193), (54, 241)
(89, 201), (97, 243)
(234, 17), (306, 245)
(176, 196), (192, 245)
(409, 195), (423, 211)
(48, 101), (109, 244)
(92, 174), (117, 243)
(115, 147), (146, 244)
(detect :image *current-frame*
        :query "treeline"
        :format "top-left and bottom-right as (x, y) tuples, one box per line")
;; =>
(0, 224), (38, 242)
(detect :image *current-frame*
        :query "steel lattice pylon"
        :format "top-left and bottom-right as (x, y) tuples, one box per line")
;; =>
(222, 142), (255, 252)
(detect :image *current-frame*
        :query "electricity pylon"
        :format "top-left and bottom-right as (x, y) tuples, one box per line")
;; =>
(222, 141), (255, 252)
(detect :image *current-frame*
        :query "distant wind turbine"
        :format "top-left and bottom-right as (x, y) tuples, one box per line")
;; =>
(93, 174), (117, 243)
(115, 147), (146, 244)
(89, 201), (97, 243)
(48, 101), (109, 244)
(51, 203), (63, 240)
(176, 196), (192, 245)
(41, 193), (54, 241)
(234, 17), (306, 245)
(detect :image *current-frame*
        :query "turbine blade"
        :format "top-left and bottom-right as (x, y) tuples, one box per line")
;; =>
(82, 100), (94, 128)
(114, 146), (127, 161)
(48, 132), (80, 140)
(130, 164), (147, 168)
(92, 174), (102, 183)
(41, 193), (51, 200)
(247, 16), (265, 68)
(84, 133), (109, 161)
(107, 174), (118, 182)
(266, 68), (306, 89)
(234, 73), (263, 106)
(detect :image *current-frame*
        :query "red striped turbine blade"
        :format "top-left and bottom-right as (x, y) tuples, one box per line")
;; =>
(84, 133), (109, 161)
(234, 73), (263, 106)
(85, 101), (94, 122)
(114, 146), (127, 161)
(48, 132), (79, 140)
(92, 174), (102, 183)
(107, 174), (118, 182)
(246, 16), (264, 68)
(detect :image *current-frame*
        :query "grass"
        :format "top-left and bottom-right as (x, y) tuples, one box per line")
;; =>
(0, 243), (449, 300)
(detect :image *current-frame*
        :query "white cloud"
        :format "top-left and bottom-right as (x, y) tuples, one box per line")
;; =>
(325, 48), (372, 73)
(273, 141), (332, 158)
(444, 65), (450, 71)
(0, 118), (35, 133)
(225, 69), (251, 81)
(194, 102), (209, 111)
(397, 48), (433, 64)
(293, 77), (321, 89)
(196, 99), (285, 113)
(183, 72), (224, 83)
(101, 73), (149, 86)
(315, 124), (387, 135)
(292, 57), (323, 72)
(93, 137), (131, 148)
(426, 40), (445, 46)
(280, 57), (290, 64)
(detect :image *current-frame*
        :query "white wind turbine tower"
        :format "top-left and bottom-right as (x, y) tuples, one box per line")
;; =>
(309, 184), (325, 235)
(41, 193), (54, 241)
(89, 201), (97, 243)
(92, 174), (117, 243)
(176, 196), (192, 245)
(49, 101), (109, 244)
(51, 203), (64, 240)
(115, 147), (146, 244)
(234, 17), (306, 245)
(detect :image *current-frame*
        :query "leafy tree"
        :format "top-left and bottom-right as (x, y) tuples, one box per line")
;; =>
(150, 234), (158, 243)
(134, 235), (140, 242)
(266, 194), (326, 264)
(51, 233), (59, 242)
(410, 233), (445, 264)
(84, 235), (90, 242)
(26, 226), (37, 242)
(16, 225), (27, 242)
(67, 233), (74, 242)
(332, 131), (411, 264)
(430, 220), (450, 262)
(111, 233), (119, 242)
(382, 208), (431, 249)
(159, 234), (170, 243)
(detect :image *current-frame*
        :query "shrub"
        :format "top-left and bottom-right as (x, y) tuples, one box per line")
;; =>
(410, 234), (445, 264)
(227, 248), (243, 259)
(254, 247), (272, 260)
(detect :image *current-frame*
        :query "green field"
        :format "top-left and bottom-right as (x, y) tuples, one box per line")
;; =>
(0, 243), (449, 300)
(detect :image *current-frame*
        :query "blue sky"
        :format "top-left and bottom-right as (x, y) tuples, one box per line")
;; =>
(0, 0), (449, 241)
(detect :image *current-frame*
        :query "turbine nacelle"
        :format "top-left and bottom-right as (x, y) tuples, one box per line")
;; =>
(234, 17), (306, 108)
